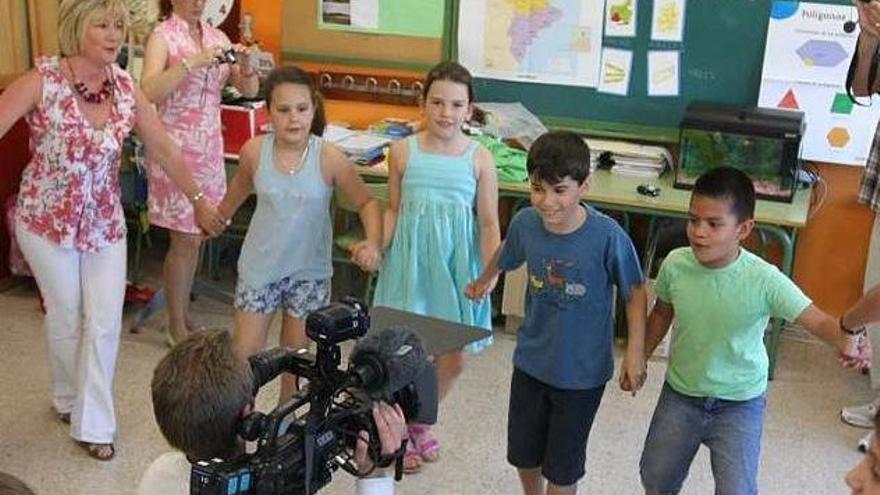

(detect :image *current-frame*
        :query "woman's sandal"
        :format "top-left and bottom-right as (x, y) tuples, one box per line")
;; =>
(408, 424), (440, 463)
(79, 441), (115, 461)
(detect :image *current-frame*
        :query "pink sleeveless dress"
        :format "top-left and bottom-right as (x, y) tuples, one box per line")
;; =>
(145, 14), (230, 234)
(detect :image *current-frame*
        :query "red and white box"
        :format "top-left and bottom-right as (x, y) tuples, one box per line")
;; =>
(221, 102), (270, 158)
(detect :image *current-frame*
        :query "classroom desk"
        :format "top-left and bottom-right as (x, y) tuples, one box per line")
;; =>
(359, 165), (812, 378)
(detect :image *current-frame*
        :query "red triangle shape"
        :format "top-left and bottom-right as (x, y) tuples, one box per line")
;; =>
(778, 89), (799, 109)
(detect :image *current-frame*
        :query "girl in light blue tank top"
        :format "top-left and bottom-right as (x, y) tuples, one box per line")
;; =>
(372, 62), (501, 470)
(218, 66), (383, 403)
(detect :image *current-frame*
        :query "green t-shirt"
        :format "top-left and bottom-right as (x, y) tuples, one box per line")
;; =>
(655, 247), (811, 401)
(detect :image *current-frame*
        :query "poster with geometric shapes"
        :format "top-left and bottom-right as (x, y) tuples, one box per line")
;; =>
(758, 1), (878, 165)
(651, 0), (686, 42)
(458, 0), (606, 87)
(605, 0), (637, 38)
(760, 1), (856, 85)
(758, 80), (879, 166)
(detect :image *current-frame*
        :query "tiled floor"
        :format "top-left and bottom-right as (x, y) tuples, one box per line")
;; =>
(0, 266), (871, 494)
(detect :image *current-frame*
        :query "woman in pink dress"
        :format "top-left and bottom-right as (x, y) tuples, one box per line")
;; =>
(142, 0), (259, 345)
(0, 0), (225, 460)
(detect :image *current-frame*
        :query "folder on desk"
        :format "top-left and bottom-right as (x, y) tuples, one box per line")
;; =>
(585, 138), (671, 179)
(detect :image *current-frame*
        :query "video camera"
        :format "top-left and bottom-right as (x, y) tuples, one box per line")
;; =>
(191, 297), (438, 495)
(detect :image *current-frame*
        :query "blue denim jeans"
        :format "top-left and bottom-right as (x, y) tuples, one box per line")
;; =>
(639, 382), (766, 495)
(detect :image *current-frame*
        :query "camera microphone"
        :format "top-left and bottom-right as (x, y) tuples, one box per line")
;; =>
(348, 327), (438, 425)
(348, 327), (427, 397)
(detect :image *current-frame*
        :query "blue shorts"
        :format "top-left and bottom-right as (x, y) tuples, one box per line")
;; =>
(234, 276), (331, 319)
(507, 367), (605, 487)
(639, 382), (765, 495)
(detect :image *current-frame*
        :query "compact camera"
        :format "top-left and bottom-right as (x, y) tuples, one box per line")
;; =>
(216, 48), (239, 65)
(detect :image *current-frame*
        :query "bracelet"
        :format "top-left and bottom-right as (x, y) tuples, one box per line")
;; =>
(181, 58), (192, 73)
(841, 316), (866, 336)
(189, 190), (205, 203)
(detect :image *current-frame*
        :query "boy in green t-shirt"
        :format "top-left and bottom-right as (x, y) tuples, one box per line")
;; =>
(639, 167), (856, 494)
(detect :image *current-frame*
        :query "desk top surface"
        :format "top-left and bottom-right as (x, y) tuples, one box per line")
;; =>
(358, 167), (811, 229)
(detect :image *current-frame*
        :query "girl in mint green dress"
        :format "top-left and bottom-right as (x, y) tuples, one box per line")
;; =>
(373, 61), (501, 472)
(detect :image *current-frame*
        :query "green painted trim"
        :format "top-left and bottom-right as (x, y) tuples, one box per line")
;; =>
(540, 116), (680, 143)
(445, 0), (459, 61)
(281, 51), (437, 72)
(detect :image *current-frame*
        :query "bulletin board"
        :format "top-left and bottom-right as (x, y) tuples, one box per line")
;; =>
(281, 0), (454, 71)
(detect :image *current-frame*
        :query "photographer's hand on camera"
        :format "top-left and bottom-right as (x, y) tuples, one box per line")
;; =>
(184, 46), (225, 72)
(353, 402), (406, 476)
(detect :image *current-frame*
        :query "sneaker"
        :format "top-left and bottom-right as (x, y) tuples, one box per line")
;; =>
(859, 431), (874, 453)
(841, 397), (880, 429)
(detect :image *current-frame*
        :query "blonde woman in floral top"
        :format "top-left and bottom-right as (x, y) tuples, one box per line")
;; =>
(0, 0), (225, 461)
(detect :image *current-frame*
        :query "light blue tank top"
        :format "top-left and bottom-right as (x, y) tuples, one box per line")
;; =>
(237, 133), (333, 288)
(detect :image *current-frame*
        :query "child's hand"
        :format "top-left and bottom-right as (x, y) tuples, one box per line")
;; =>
(465, 276), (496, 301)
(194, 200), (227, 238)
(619, 354), (647, 396)
(838, 331), (870, 370)
(350, 240), (382, 272)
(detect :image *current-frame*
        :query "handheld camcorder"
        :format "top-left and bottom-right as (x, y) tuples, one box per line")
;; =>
(191, 297), (438, 495)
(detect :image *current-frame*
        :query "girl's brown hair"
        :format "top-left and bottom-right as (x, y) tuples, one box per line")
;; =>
(422, 61), (475, 103)
(263, 65), (327, 137)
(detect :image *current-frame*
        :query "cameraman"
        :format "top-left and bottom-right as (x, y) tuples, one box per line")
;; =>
(138, 329), (405, 495)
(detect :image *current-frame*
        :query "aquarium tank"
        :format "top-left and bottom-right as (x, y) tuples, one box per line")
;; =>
(676, 103), (804, 203)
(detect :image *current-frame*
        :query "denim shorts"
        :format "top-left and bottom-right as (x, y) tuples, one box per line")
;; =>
(639, 382), (766, 495)
(234, 276), (331, 319)
(507, 367), (605, 487)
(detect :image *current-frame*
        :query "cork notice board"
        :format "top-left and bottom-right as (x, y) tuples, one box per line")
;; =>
(281, 0), (449, 70)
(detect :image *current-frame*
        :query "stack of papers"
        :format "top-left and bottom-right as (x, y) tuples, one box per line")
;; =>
(584, 138), (672, 179)
(324, 125), (391, 166)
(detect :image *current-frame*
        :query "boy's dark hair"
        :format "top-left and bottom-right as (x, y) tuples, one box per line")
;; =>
(527, 130), (591, 185)
(0, 472), (35, 495)
(151, 329), (254, 461)
(263, 65), (327, 137)
(692, 166), (755, 222)
(422, 61), (475, 103)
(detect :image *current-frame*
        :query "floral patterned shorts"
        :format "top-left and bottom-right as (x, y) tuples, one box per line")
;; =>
(234, 277), (331, 319)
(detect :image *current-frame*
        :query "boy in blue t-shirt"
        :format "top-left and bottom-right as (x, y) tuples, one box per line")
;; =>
(639, 167), (855, 495)
(466, 131), (648, 495)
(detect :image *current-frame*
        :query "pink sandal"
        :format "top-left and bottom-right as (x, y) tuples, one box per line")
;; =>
(408, 424), (440, 463)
